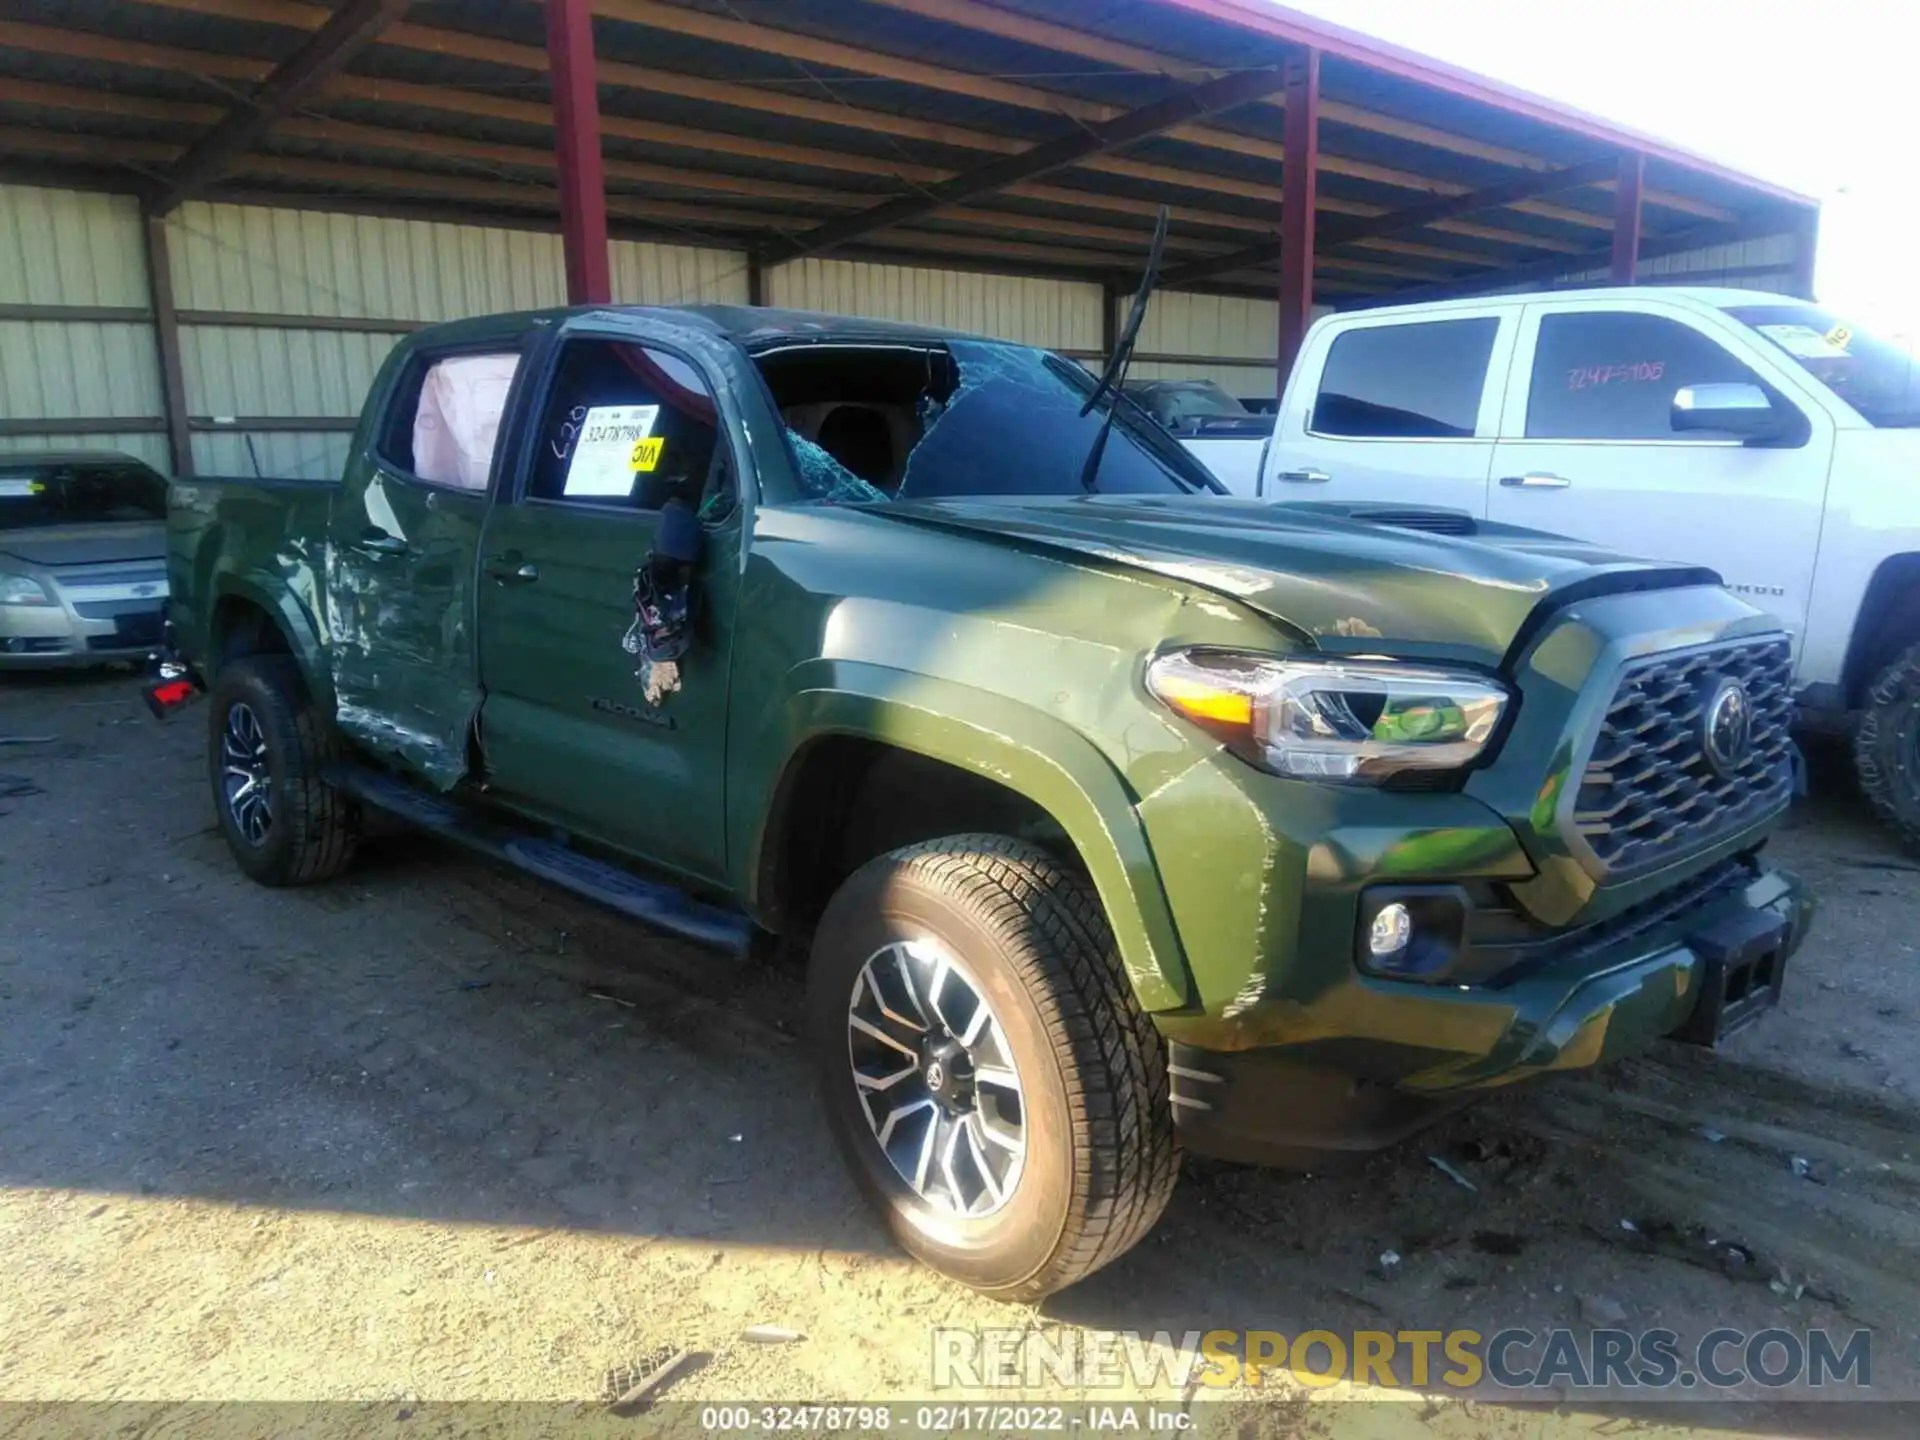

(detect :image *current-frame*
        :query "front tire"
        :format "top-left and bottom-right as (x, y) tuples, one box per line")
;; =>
(207, 655), (359, 886)
(807, 835), (1178, 1301)
(1855, 640), (1920, 850)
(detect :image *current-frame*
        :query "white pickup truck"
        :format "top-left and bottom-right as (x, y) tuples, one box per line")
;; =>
(1188, 286), (1920, 843)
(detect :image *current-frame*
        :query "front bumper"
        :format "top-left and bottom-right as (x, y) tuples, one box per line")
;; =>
(0, 598), (164, 669)
(1162, 860), (1811, 1164)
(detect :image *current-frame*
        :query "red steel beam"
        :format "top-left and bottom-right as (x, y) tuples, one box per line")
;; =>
(1611, 152), (1644, 284)
(1277, 48), (1319, 383)
(546, 0), (612, 304)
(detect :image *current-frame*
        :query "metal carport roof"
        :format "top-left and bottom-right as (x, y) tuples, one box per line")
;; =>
(0, 0), (1817, 314)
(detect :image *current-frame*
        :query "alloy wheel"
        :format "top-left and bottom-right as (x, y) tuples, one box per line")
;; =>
(846, 939), (1027, 1218)
(221, 701), (274, 846)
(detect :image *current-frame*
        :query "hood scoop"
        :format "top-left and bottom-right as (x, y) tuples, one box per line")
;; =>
(1284, 500), (1479, 537)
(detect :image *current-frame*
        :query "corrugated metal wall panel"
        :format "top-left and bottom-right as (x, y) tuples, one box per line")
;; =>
(767, 259), (1103, 349)
(609, 240), (750, 306)
(191, 431), (351, 482)
(0, 432), (170, 469)
(167, 202), (572, 320)
(0, 321), (161, 421)
(1122, 292), (1327, 401)
(1137, 291), (1278, 365)
(0, 185), (163, 464)
(182, 327), (401, 422)
(0, 184), (149, 307)
(1477, 233), (1802, 297)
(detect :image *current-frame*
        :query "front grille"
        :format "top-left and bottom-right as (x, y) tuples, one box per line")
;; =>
(1573, 636), (1793, 877)
(1471, 856), (1756, 988)
(86, 612), (163, 650)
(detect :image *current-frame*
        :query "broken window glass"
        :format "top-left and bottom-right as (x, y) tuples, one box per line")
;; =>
(894, 342), (1217, 501)
(787, 430), (890, 504)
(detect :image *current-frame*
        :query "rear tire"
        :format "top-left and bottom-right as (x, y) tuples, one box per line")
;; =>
(207, 655), (359, 886)
(807, 835), (1178, 1301)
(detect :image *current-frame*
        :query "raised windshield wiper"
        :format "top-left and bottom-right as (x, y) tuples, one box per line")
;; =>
(1079, 206), (1170, 494)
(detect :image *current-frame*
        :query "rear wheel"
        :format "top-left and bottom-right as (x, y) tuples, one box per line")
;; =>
(806, 835), (1178, 1301)
(207, 655), (359, 886)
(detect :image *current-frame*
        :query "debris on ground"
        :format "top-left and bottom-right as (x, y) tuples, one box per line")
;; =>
(1579, 1294), (1628, 1326)
(605, 1346), (699, 1413)
(1375, 1249), (1402, 1279)
(1699, 1127), (1727, 1143)
(1427, 1155), (1478, 1192)
(740, 1325), (807, 1344)
(0, 735), (57, 746)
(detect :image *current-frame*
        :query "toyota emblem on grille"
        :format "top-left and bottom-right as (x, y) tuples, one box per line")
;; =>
(1702, 676), (1754, 775)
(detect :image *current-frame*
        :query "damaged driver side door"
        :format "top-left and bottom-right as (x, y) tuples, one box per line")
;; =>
(474, 323), (746, 885)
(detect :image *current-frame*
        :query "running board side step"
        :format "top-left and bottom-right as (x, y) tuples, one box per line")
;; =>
(324, 764), (754, 955)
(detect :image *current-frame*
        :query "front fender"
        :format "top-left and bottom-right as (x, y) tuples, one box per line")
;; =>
(741, 659), (1193, 1013)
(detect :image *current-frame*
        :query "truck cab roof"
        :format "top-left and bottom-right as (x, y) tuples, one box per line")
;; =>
(409, 304), (990, 354)
(1342, 285), (1802, 323)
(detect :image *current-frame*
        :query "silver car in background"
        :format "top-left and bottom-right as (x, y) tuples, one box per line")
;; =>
(0, 452), (170, 669)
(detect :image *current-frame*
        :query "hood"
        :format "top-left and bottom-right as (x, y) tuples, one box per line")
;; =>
(0, 521), (166, 569)
(872, 495), (1717, 669)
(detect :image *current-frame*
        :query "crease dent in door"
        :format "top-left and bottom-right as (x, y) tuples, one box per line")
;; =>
(324, 471), (479, 790)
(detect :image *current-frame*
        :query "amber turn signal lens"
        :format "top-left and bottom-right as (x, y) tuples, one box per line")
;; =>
(1148, 672), (1253, 728)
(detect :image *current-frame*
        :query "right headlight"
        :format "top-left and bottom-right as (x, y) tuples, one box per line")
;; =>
(0, 572), (54, 607)
(1146, 649), (1510, 786)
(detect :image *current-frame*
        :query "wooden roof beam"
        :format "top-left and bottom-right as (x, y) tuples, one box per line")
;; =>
(1160, 155), (1617, 287)
(151, 0), (414, 214)
(763, 64), (1290, 262)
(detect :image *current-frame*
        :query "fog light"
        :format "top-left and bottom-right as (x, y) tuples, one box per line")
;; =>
(1358, 886), (1472, 982)
(1369, 902), (1413, 957)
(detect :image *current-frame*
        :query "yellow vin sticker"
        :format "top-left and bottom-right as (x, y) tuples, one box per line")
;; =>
(631, 436), (665, 472)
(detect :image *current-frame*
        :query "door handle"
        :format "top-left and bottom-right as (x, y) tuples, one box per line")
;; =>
(1498, 472), (1572, 489)
(1275, 467), (1332, 484)
(485, 556), (540, 584)
(351, 529), (410, 557)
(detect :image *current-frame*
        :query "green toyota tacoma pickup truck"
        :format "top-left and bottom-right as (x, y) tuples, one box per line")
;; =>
(155, 300), (1811, 1301)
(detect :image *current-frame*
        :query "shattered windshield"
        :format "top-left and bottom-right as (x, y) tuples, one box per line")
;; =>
(1727, 304), (1920, 428)
(774, 340), (1221, 504)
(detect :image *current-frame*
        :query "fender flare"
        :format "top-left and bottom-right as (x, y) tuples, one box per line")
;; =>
(210, 565), (333, 707)
(746, 660), (1194, 1013)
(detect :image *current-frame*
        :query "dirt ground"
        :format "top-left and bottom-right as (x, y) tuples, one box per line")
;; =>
(2, 671), (1917, 1435)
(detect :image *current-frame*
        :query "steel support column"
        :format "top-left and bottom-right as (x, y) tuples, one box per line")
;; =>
(1276, 48), (1319, 383)
(546, 0), (611, 305)
(1790, 208), (1819, 301)
(142, 214), (194, 478)
(1611, 152), (1644, 285)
